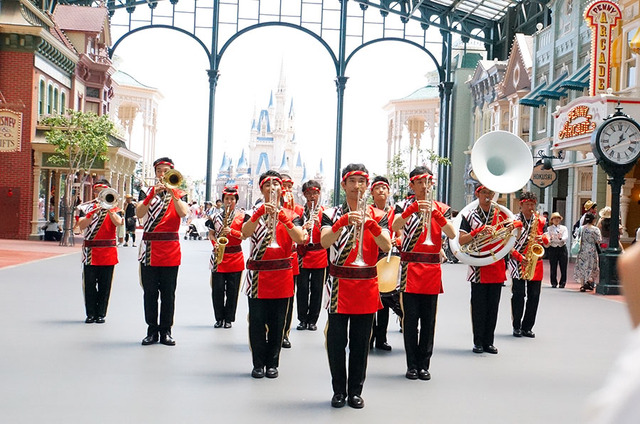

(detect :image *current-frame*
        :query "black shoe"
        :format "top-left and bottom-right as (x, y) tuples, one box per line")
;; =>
(160, 333), (176, 346)
(513, 329), (522, 337)
(282, 338), (291, 349)
(331, 393), (346, 408)
(559, 284), (565, 288)
(483, 345), (498, 354)
(307, 323), (317, 331)
(296, 322), (307, 330)
(141, 334), (159, 345)
(265, 367), (279, 379)
(214, 321), (223, 328)
(224, 321), (232, 329)
(85, 316), (96, 324)
(348, 395), (365, 409)
(551, 285), (557, 288)
(95, 316), (105, 324)
(472, 345), (484, 354)
(405, 369), (419, 380)
(251, 367), (264, 379)
(522, 330), (535, 338)
(375, 342), (392, 351)
(418, 369), (431, 380)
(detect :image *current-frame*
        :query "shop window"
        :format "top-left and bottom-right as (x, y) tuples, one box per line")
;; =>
(537, 104), (547, 133)
(624, 29), (638, 89)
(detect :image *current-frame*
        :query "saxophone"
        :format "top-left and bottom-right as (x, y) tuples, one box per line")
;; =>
(214, 204), (234, 265)
(521, 213), (545, 280)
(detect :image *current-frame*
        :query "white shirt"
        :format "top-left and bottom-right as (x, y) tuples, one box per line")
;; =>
(546, 224), (568, 248)
(635, 228), (640, 243)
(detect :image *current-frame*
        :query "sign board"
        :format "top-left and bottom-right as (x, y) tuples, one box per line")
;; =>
(0, 109), (22, 152)
(530, 163), (557, 189)
(584, 0), (622, 96)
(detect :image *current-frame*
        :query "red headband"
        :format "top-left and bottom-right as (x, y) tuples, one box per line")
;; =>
(93, 183), (109, 189)
(409, 174), (432, 183)
(222, 185), (238, 195)
(341, 170), (369, 184)
(281, 178), (294, 185)
(519, 198), (536, 204)
(304, 186), (320, 193)
(259, 176), (282, 188)
(371, 180), (390, 190)
(475, 185), (494, 194)
(154, 160), (174, 169)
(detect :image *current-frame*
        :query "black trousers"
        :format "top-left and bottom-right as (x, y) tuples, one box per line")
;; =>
(124, 232), (136, 243)
(140, 265), (179, 336)
(547, 246), (568, 287)
(283, 276), (296, 338)
(511, 279), (541, 332)
(296, 267), (325, 325)
(210, 271), (241, 322)
(326, 312), (374, 397)
(83, 265), (114, 318)
(470, 283), (502, 347)
(248, 297), (290, 369)
(401, 292), (438, 371)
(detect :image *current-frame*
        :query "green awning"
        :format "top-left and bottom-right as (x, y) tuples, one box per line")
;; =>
(559, 63), (590, 91)
(520, 82), (548, 107)
(540, 72), (569, 100)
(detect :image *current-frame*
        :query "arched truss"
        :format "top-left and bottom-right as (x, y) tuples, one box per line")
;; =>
(58, 0), (549, 203)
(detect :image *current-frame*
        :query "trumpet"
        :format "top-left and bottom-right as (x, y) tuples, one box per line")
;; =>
(160, 169), (183, 189)
(77, 187), (119, 211)
(306, 200), (322, 244)
(214, 203), (234, 265)
(351, 190), (368, 267)
(421, 184), (436, 246)
(267, 184), (281, 248)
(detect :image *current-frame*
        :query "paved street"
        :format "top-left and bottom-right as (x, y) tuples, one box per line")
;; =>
(0, 233), (632, 424)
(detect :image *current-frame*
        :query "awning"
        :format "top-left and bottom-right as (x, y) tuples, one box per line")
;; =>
(559, 63), (590, 91)
(612, 35), (622, 67)
(631, 28), (640, 55)
(540, 72), (569, 100)
(520, 82), (548, 107)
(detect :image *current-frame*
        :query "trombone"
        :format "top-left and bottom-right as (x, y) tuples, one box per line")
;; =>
(76, 187), (119, 211)
(140, 169), (184, 190)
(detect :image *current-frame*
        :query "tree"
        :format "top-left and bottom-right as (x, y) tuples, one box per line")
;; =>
(387, 147), (451, 202)
(41, 111), (114, 246)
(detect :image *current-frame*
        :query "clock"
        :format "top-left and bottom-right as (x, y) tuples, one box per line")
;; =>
(591, 112), (640, 174)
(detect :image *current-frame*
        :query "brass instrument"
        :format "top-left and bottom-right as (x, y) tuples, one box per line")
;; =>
(352, 190), (368, 266)
(214, 204), (234, 265)
(521, 213), (545, 280)
(307, 200), (322, 244)
(421, 184), (436, 246)
(77, 188), (119, 212)
(267, 184), (281, 248)
(161, 169), (183, 189)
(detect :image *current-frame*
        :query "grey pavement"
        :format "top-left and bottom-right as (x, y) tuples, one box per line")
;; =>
(0, 234), (632, 424)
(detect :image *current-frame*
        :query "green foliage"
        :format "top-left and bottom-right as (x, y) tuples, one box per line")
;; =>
(40, 111), (113, 172)
(386, 147), (451, 202)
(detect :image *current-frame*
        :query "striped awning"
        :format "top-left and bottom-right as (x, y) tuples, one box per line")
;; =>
(540, 72), (569, 100)
(520, 82), (548, 107)
(559, 63), (590, 91)
(631, 28), (640, 55)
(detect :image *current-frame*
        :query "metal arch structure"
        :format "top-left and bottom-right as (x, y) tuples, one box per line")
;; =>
(57, 0), (549, 204)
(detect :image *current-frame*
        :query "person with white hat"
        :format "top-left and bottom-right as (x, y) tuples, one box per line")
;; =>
(573, 200), (597, 238)
(545, 212), (568, 288)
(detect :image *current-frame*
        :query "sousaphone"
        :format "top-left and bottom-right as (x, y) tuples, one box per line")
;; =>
(449, 131), (532, 266)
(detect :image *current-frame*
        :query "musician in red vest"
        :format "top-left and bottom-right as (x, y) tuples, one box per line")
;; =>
(392, 166), (456, 381)
(242, 170), (305, 379)
(280, 173), (304, 348)
(321, 163), (391, 409)
(136, 157), (189, 346)
(296, 179), (327, 332)
(78, 179), (122, 324)
(208, 185), (245, 329)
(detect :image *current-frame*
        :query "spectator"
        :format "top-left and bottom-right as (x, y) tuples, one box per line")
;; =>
(42, 215), (62, 241)
(123, 194), (137, 247)
(545, 212), (568, 288)
(573, 200), (597, 237)
(574, 213), (601, 292)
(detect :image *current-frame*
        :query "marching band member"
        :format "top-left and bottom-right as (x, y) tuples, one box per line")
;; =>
(507, 191), (549, 339)
(368, 175), (396, 351)
(280, 174), (303, 348)
(78, 179), (122, 324)
(392, 166), (456, 381)
(296, 179), (327, 332)
(208, 185), (245, 329)
(242, 170), (305, 379)
(321, 163), (391, 409)
(458, 185), (513, 354)
(136, 157), (189, 346)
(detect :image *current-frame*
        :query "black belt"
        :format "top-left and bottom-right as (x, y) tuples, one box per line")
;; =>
(305, 243), (324, 251)
(142, 232), (179, 241)
(400, 251), (440, 264)
(224, 244), (242, 254)
(329, 263), (377, 279)
(246, 258), (292, 271)
(83, 239), (116, 248)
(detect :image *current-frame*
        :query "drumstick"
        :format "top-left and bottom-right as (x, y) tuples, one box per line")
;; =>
(386, 231), (395, 263)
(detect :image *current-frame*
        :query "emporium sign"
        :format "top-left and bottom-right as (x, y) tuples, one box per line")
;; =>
(557, 105), (597, 139)
(0, 109), (22, 152)
(584, 0), (622, 96)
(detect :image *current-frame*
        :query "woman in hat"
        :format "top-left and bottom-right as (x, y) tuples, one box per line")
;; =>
(598, 206), (624, 251)
(545, 212), (568, 288)
(574, 213), (601, 292)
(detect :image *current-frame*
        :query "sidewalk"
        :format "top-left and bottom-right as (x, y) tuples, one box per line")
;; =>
(0, 238), (81, 269)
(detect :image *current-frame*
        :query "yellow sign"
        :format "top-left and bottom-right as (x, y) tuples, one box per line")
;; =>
(558, 105), (597, 139)
(584, 0), (622, 96)
(0, 109), (22, 152)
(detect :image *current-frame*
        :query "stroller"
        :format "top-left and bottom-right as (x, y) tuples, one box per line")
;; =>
(185, 223), (202, 240)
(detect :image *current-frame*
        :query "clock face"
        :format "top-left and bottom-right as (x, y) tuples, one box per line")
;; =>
(597, 118), (640, 165)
